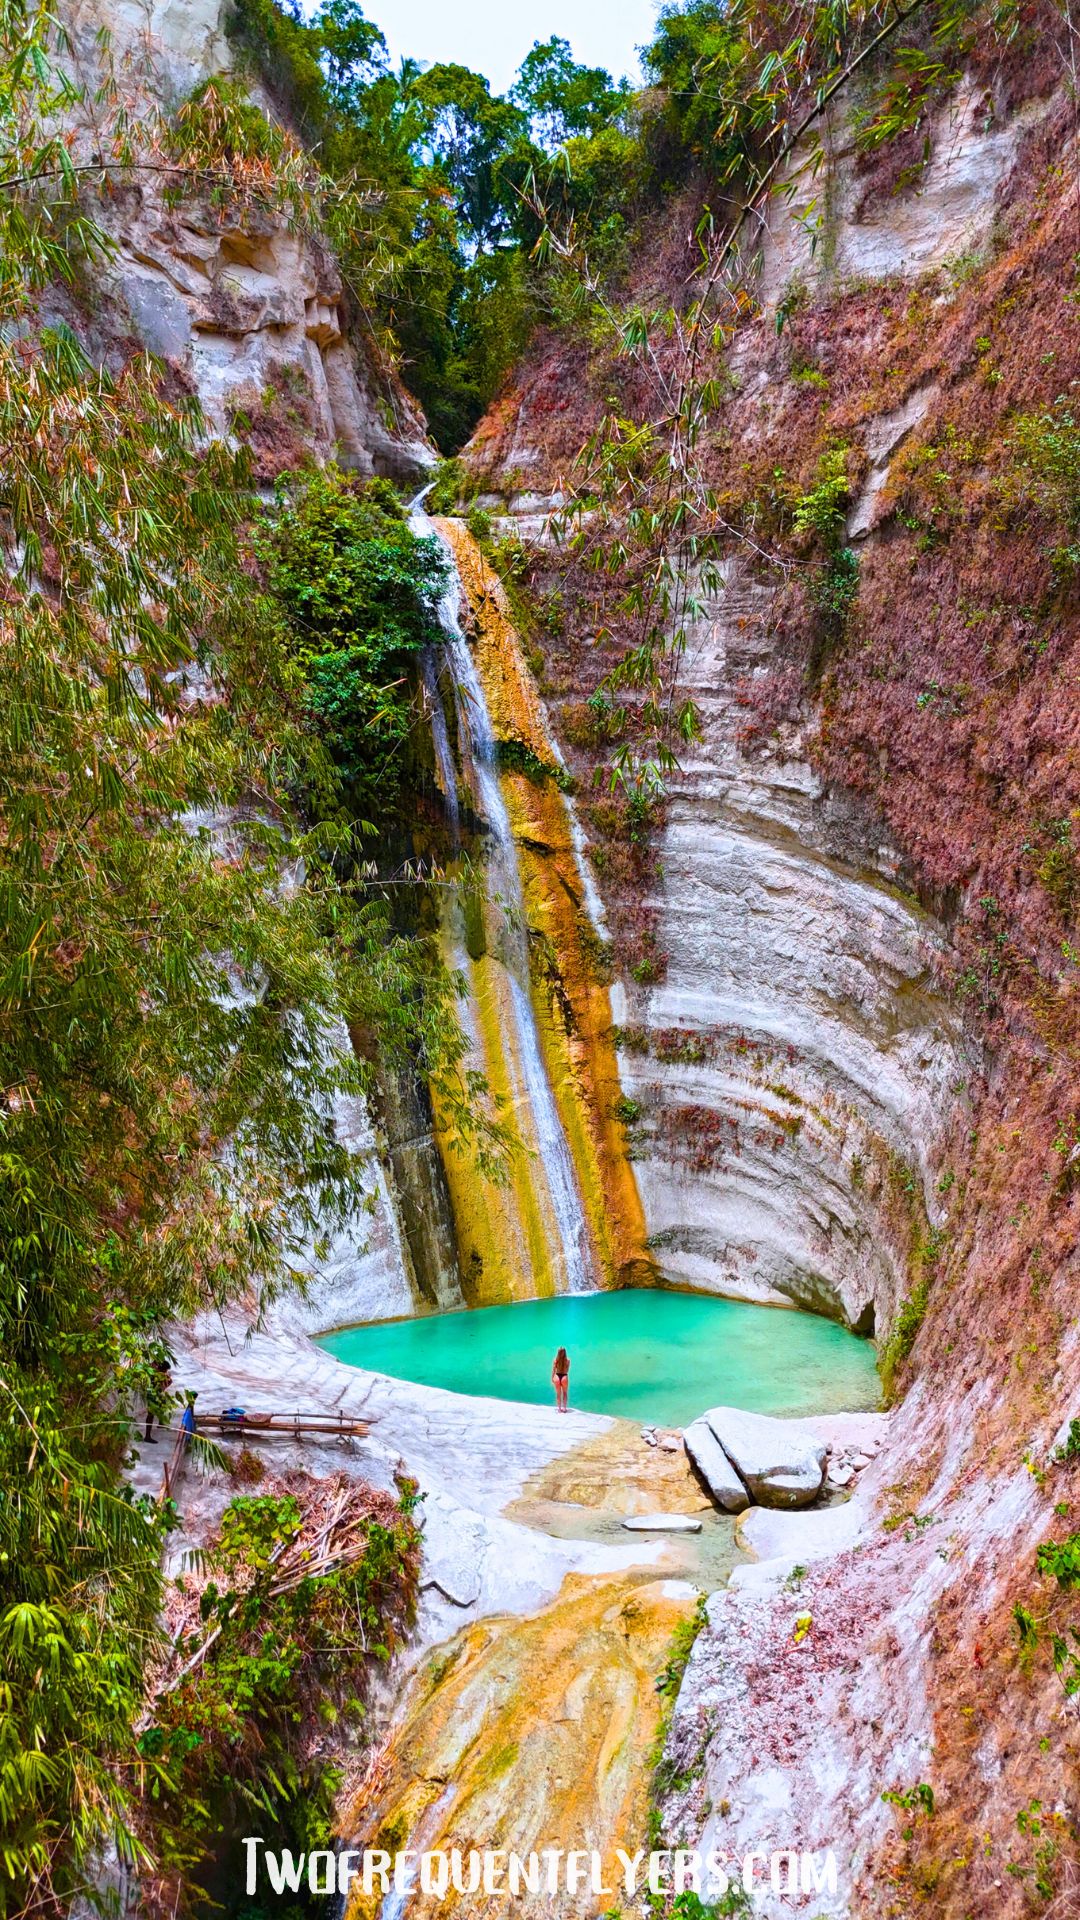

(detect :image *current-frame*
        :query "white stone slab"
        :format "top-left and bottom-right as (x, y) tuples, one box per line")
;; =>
(622, 1513), (703, 1534)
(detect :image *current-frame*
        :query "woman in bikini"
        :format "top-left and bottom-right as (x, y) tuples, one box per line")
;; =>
(552, 1347), (570, 1412)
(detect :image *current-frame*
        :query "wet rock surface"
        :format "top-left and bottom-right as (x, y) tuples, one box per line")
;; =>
(622, 1512), (702, 1532)
(342, 1572), (699, 1920)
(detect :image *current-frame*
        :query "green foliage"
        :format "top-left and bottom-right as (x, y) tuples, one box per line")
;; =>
(1055, 1418), (1080, 1464)
(216, 1493), (303, 1572)
(1036, 1533), (1080, 1591)
(466, 502), (493, 542)
(642, 0), (764, 187)
(259, 466), (446, 819)
(511, 36), (631, 146)
(427, 457), (468, 514)
(883, 1781), (936, 1815)
(626, 789), (661, 845)
(673, 1891), (752, 1919)
(671, 1895), (721, 1919)
(136, 1488), (420, 1901)
(225, 1), (638, 449)
(1007, 397), (1080, 570)
(655, 1596), (708, 1704)
(1014, 1601), (1040, 1658)
(1050, 1629), (1080, 1700)
(810, 544), (860, 641)
(493, 736), (573, 790)
(1012, 1594), (1080, 1702)
(880, 1275), (931, 1396)
(0, 13), (486, 1909)
(793, 448), (851, 546)
(642, 0), (1012, 199)
(0, 314), (375, 1905)
(1034, 814), (1079, 919)
(714, 1892), (754, 1919)
(647, 1595), (712, 1819)
(1012, 1799), (1062, 1900)
(225, 0), (369, 139)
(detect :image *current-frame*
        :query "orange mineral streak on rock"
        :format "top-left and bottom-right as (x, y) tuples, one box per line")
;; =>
(434, 518), (651, 1298)
(342, 1572), (694, 1920)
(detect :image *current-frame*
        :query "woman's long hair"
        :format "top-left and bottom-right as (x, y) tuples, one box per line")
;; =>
(554, 1347), (569, 1374)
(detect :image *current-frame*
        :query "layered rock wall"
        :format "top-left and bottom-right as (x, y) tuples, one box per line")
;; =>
(609, 559), (964, 1332)
(468, 508), (966, 1338)
(463, 66), (1066, 1349)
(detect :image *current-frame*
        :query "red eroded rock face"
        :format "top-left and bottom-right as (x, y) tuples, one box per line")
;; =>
(462, 51), (1080, 1911)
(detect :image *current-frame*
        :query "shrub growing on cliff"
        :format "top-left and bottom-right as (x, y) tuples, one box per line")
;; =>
(880, 1274), (931, 1397)
(259, 466), (448, 820)
(792, 450), (859, 668)
(1036, 1532), (1080, 1591)
(793, 448), (851, 544)
(1034, 814), (1079, 920)
(1007, 399), (1080, 571)
(134, 1482), (420, 1913)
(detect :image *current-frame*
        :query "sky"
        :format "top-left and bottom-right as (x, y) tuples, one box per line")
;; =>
(361, 0), (662, 95)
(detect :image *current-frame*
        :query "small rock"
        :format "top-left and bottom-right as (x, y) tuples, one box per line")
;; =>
(622, 1513), (703, 1533)
(641, 1427), (658, 1447)
(658, 1433), (681, 1452)
(827, 1464), (854, 1489)
(850, 1453), (872, 1471)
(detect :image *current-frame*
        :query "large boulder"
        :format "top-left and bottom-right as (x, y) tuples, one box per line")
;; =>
(704, 1406), (827, 1509)
(684, 1418), (750, 1514)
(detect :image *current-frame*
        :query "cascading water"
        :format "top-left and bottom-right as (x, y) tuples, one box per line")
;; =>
(410, 496), (595, 1296)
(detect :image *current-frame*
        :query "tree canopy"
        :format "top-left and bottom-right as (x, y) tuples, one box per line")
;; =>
(226, 0), (640, 448)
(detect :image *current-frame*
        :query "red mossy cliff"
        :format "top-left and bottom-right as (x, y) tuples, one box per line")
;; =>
(463, 42), (1080, 1915)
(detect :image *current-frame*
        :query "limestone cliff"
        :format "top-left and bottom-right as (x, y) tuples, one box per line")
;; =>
(64, 0), (431, 486)
(52, 0), (447, 1330)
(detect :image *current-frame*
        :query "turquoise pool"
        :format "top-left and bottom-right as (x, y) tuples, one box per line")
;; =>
(318, 1287), (879, 1425)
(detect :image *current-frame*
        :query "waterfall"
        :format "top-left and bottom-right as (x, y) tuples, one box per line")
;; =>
(410, 498), (595, 1297)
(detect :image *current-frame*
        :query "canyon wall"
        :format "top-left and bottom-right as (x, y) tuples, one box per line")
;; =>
(465, 44), (1080, 1913)
(65, 0), (431, 487)
(55, 5), (1080, 1909)
(58, 0), (443, 1326)
(464, 55), (1071, 1345)
(469, 390), (975, 1339)
(582, 555), (963, 1336)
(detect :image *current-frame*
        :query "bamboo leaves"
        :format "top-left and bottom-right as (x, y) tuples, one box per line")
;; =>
(0, 10), (464, 1910)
